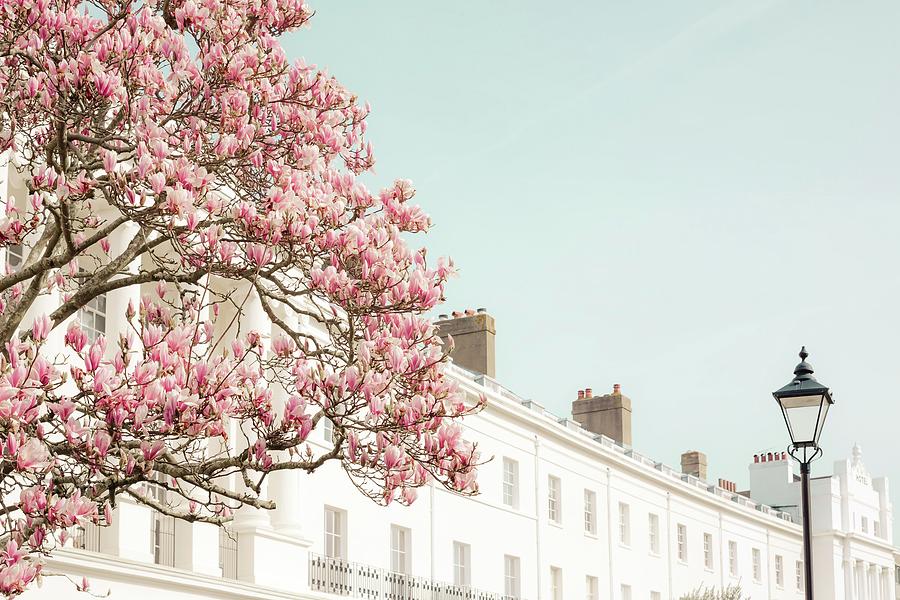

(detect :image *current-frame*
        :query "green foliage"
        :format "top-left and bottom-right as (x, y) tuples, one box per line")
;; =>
(679, 584), (748, 600)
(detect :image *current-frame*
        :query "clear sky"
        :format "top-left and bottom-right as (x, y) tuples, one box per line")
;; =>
(285, 0), (900, 522)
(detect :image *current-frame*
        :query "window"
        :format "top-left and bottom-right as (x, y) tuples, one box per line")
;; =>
(550, 566), (562, 600)
(861, 516), (868, 534)
(703, 533), (713, 570)
(78, 292), (107, 342)
(584, 490), (597, 535)
(324, 507), (346, 559)
(585, 575), (599, 600)
(151, 510), (175, 566)
(752, 548), (761, 581)
(620, 583), (632, 600)
(147, 472), (174, 566)
(504, 555), (521, 599)
(502, 458), (519, 509)
(323, 418), (334, 442)
(390, 525), (410, 574)
(676, 524), (687, 562)
(453, 541), (470, 587)
(651, 593), (661, 600)
(728, 541), (738, 576)
(218, 528), (238, 579)
(548, 475), (561, 524)
(5, 244), (23, 271)
(874, 520), (880, 537)
(648, 513), (659, 554)
(796, 560), (804, 590)
(775, 554), (784, 587)
(618, 502), (630, 546)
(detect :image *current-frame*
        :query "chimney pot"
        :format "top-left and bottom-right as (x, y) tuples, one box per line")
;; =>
(438, 314), (449, 320)
(577, 390), (585, 400)
(477, 307), (487, 313)
(753, 454), (759, 463)
(767, 452), (774, 461)
(451, 311), (462, 318)
(613, 383), (621, 394)
(465, 308), (475, 316)
(781, 451), (787, 460)
(572, 385), (632, 446)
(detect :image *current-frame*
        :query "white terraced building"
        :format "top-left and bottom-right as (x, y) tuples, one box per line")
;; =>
(1, 164), (898, 600)
(15, 307), (900, 600)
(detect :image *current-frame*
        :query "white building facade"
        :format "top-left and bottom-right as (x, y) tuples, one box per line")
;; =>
(1, 161), (897, 600)
(19, 330), (899, 600)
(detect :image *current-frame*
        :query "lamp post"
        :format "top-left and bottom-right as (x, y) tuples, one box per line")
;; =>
(772, 347), (833, 600)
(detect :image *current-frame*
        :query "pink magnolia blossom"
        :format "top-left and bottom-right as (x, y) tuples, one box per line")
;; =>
(0, 0), (483, 595)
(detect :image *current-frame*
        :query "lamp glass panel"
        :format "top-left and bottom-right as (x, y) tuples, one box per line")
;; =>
(780, 394), (825, 444)
(813, 399), (830, 443)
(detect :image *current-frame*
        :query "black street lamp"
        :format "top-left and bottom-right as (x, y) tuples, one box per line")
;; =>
(772, 347), (834, 600)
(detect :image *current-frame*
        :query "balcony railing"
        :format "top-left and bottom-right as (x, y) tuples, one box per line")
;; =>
(309, 554), (524, 600)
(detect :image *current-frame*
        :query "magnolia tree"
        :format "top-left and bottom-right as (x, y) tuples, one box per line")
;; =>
(0, 0), (481, 595)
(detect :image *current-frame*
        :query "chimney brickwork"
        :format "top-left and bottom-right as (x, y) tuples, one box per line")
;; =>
(572, 384), (632, 446)
(681, 450), (708, 481)
(435, 309), (496, 378)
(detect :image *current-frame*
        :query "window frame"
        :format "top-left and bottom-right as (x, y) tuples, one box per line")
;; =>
(548, 475), (562, 524)
(648, 513), (659, 555)
(728, 540), (738, 577)
(78, 291), (107, 342)
(703, 532), (713, 570)
(453, 541), (471, 587)
(502, 458), (520, 509)
(676, 523), (687, 563)
(550, 566), (563, 600)
(390, 524), (411, 575)
(585, 575), (599, 600)
(618, 502), (630, 546)
(504, 554), (521, 599)
(324, 506), (346, 560)
(584, 489), (597, 535)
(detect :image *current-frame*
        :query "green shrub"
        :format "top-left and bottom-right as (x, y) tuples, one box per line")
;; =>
(679, 584), (747, 600)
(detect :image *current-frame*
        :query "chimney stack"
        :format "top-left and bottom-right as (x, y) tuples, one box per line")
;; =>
(572, 384), (632, 446)
(435, 310), (496, 377)
(681, 450), (708, 481)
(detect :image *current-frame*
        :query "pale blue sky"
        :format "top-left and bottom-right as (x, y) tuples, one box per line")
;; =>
(286, 1), (900, 514)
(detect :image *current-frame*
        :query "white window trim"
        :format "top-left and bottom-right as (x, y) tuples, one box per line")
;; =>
(504, 554), (521, 598)
(584, 489), (597, 536)
(390, 524), (411, 575)
(453, 541), (471, 587)
(502, 458), (520, 510)
(703, 532), (714, 571)
(324, 506), (346, 560)
(618, 502), (630, 547)
(548, 475), (562, 525)
(648, 513), (660, 556)
(676, 523), (687, 564)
